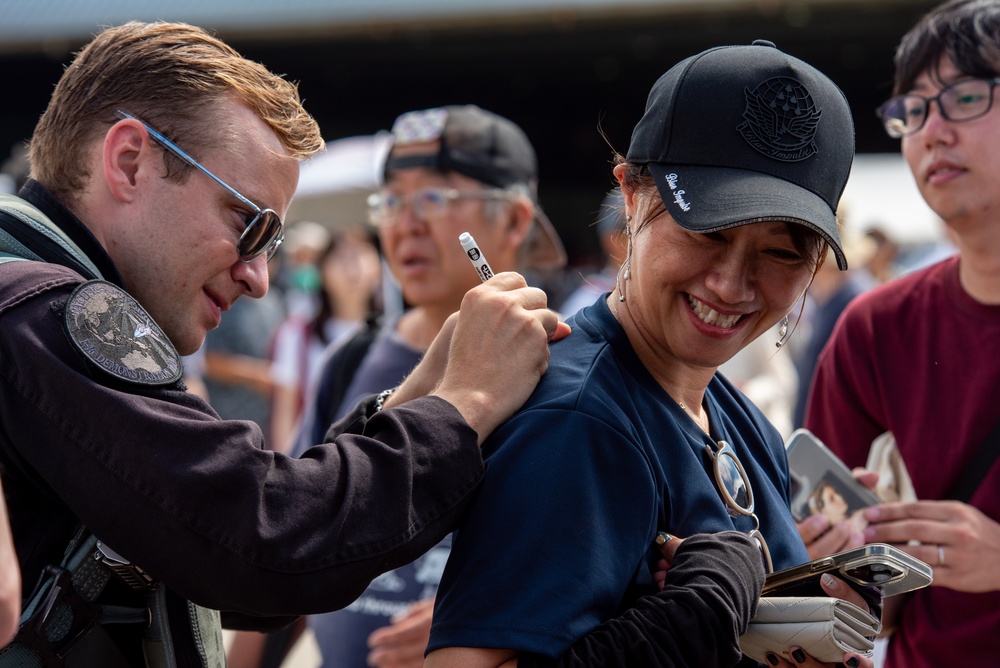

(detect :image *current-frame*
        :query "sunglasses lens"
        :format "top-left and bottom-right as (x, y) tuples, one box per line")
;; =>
(707, 441), (770, 572)
(718, 451), (751, 511)
(239, 210), (282, 262)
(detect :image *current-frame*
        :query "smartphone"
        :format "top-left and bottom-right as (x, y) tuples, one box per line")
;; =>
(786, 429), (883, 525)
(764, 543), (933, 607)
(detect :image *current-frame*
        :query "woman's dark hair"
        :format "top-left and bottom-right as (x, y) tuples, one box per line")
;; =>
(893, 0), (1000, 95)
(310, 227), (379, 345)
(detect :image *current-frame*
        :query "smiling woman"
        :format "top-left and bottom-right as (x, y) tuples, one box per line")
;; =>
(422, 40), (875, 668)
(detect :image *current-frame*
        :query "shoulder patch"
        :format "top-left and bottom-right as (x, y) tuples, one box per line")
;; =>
(65, 280), (182, 386)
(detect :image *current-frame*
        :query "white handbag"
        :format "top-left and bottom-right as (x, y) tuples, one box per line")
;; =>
(739, 596), (881, 664)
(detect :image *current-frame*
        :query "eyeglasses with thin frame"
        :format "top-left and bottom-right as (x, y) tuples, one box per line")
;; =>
(366, 188), (513, 227)
(704, 440), (774, 573)
(876, 77), (1000, 138)
(114, 110), (283, 262)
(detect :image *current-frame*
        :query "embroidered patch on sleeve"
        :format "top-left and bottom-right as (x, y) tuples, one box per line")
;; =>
(64, 280), (182, 386)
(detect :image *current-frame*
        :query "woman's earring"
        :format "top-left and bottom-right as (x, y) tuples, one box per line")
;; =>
(775, 316), (790, 349)
(617, 232), (633, 302)
(616, 259), (630, 302)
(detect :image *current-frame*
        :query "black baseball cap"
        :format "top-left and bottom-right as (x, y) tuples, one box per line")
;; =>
(627, 40), (855, 269)
(384, 105), (566, 269)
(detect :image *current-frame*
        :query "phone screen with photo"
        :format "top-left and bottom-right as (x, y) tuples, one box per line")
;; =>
(796, 471), (872, 531)
(786, 429), (882, 524)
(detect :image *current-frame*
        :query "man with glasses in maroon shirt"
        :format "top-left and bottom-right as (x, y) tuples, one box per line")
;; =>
(804, 1), (1000, 666)
(0, 21), (566, 666)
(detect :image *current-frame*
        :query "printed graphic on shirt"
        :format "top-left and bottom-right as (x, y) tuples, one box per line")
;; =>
(65, 280), (182, 386)
(341, 543), (451, 618)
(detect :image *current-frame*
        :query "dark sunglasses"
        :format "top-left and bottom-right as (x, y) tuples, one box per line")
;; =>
(115, 110), (283, 262)
(705, 440), (774, 573)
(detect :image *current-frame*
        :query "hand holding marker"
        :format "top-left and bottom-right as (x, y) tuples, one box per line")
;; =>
(459, 232), (494, 282)
(459, 231), (573, 342)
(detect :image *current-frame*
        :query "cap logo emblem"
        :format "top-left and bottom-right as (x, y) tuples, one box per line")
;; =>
(737, 77), (821, 162)
(392, 108), (448, 145)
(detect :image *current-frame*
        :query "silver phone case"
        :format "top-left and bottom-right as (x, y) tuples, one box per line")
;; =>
(764, 543), (933, 599)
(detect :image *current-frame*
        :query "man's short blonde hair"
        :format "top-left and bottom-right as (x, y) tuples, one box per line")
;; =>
(29, 21), (324, 209)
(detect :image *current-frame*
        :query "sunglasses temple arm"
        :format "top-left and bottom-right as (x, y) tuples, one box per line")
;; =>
(117, 112), (262, 214)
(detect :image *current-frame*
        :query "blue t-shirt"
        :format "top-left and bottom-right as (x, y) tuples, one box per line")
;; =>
(428, 297), (809, 658)
(300, 324), (450, 667)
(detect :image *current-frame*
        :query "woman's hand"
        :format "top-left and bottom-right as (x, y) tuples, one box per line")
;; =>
(762, 573), (874, 667)
(652, 532), (685, 591)
(367, 598), (435, 668)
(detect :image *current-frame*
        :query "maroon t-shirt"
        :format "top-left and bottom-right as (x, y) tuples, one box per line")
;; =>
(805, 255), (1000, 668)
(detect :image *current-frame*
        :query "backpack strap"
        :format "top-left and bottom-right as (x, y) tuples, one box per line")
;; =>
(0, 253), (28, 265)
(304, 318), (381, 446)
(947, 416), (1000, 503)
(324, 320), (381, 419)
(0, 195), (102, 280)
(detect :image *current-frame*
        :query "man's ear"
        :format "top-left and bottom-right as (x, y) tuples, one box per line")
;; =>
(103, 120), (149, 204)
(503, 196), (535, 249)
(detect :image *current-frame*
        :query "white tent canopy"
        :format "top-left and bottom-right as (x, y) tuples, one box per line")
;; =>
(295, 132), (392, 198)
(286, 133), (392, 228)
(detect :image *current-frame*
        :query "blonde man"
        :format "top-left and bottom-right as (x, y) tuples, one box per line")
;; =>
(0, 22), (564, 665)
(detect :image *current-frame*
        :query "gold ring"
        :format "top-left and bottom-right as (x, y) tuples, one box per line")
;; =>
(655, 532), (674, 546)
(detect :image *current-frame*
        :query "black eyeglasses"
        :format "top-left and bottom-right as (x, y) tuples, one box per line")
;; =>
(115, 110), (283, 262)
(366, 188), (512, 227)
(876, 77), (1000, 138)
(704, 440), (774, 573)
